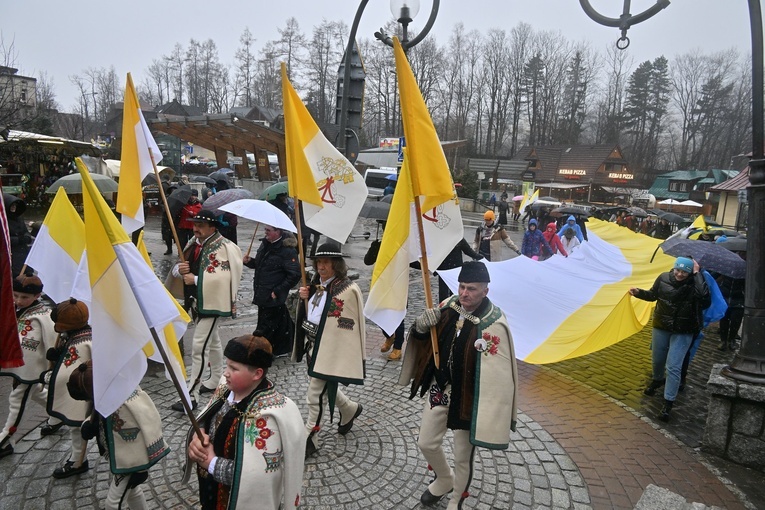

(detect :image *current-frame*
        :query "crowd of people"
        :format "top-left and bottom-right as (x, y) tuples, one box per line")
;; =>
(1, 184), (747, 508)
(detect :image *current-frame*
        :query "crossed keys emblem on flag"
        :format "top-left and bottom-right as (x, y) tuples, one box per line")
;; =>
(422, 202), (454, 230)
(316, 156), (356, 208)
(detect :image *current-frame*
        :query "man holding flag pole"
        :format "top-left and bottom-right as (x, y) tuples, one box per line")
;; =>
(280, 63), (368, 458)
(369, 38), (519, 510)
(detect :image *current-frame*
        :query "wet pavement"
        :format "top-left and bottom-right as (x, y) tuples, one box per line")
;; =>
(0, 210), (762, 509)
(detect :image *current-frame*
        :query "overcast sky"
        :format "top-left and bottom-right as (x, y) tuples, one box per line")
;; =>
(1, 0), (756, 111)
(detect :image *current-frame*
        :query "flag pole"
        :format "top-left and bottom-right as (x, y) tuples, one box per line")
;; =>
(149, 150), (186, 263)
(293, 199), (309, 289)
(147, 325), (205, 441)
(245, 223), (261, 258)
(413, 196), (440, 369)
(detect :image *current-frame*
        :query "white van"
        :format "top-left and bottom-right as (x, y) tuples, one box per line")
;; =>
(364, 167), (397, 197)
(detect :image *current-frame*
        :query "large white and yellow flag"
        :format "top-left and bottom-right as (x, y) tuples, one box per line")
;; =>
(117, 72), (162, 235)
(24, 188), (85, 303)
(74, 158), (184, 416)
(364, 38), (464, 335)
(519, 188), (539, 216)
(281, 63), (367, 243)
(135, 233), (192, 407)
(439, 219), (675, 364)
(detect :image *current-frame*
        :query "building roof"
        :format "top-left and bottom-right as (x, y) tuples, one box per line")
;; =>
(357, 140), (467, 169)
(710, 166), (750, 191)
(648, 169), (738, 200)
(155, 99), (204, 118)
(0, 130), (101, 157)
(516, 144), (628, 174)
(467, 158), (530, 181)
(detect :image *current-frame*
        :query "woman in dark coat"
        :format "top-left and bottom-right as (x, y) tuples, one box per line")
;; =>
(629, 256), (710, 422)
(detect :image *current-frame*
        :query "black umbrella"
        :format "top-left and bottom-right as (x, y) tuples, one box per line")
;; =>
(658, 237), (746, 279)
(359, 201), (390, 221)
(202, 188), (255, 213)
(208, 169), (235, 182)
(550, 206), (591, 218)
(718, 236), (748, 252)
(166, 185), (193, 216)
(655, 211), (686, 224)
(191, 175), (217, 185)
(627, 206), (648, 218)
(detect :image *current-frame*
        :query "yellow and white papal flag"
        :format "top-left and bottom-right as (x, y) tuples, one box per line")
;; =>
(24, 188), (85, 303)
(281, 63), (367, 243)
(117, 72), (162, 235)
(364, 38), (464, 336)
(74, 158), (184, 416)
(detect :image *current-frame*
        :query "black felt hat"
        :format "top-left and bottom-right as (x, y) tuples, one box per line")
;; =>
(189, 209), (221, 227)
(458, 261), (490, 283)
(310, 241), (347, 259)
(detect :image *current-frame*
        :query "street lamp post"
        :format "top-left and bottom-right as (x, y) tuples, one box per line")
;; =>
(579, 0), (765, 384)
(337, 0), (441, 158)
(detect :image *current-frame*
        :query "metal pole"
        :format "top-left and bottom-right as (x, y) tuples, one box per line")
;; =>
(722, 0), (765, 383)
(338, 0), (370, 157)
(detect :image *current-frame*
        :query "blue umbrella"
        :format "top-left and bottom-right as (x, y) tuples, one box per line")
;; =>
(385, 174), (398, 181)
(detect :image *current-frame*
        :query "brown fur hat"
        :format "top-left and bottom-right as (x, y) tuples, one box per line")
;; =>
(52, 298), (89, 333)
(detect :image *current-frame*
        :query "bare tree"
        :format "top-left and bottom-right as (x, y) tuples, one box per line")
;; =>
(234, 27), (257, 107)
(167, 43), (185, 102)
(278, 17), (307, 83)
(253, 41), (281, 110)
(141, 57), (174, 106)
(305, 19), (347, 124)
(593, 45), (632, 144)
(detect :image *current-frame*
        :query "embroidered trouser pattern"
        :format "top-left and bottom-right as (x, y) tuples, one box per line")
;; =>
(188, 316), (222, 401)
(305, 377), (358, 449)
(417, 384), (476, 509)
(0, 382), (60, 447)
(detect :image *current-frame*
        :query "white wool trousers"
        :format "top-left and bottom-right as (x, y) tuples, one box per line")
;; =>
(105, 473), (148, 510)
(187, 317), (222, 401)
(417, 384), (476, 510)
(0, 382), (59, 447)
(304, 376), (358, 449)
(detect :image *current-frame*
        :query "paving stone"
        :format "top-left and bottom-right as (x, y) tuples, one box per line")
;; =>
(0, 214), (755, 509)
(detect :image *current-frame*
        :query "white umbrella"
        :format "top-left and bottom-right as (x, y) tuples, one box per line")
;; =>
(679, 199), (703, 207)
(218, 199), (296, 233)
(658, 198), (682, 205)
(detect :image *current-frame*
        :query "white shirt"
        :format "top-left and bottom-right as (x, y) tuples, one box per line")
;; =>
(306, 276), (335, 325)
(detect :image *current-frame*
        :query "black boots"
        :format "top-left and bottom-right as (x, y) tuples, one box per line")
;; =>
(643, 379), (665, 396)
(659, 399), (674, 422)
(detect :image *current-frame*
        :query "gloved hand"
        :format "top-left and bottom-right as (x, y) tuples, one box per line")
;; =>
(81, 420), (97, 441)
(46, 347), (62, 362)
(415, 308), (441, 333)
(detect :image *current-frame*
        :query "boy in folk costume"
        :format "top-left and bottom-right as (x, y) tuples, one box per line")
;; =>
(185, 334), (305, 509)
(293, 241), (365, 458)
(44, 298), (93, 478)
(170, 209), (243, 410)
(67, 361), (170, 510)
(0, 275), (62, 458)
